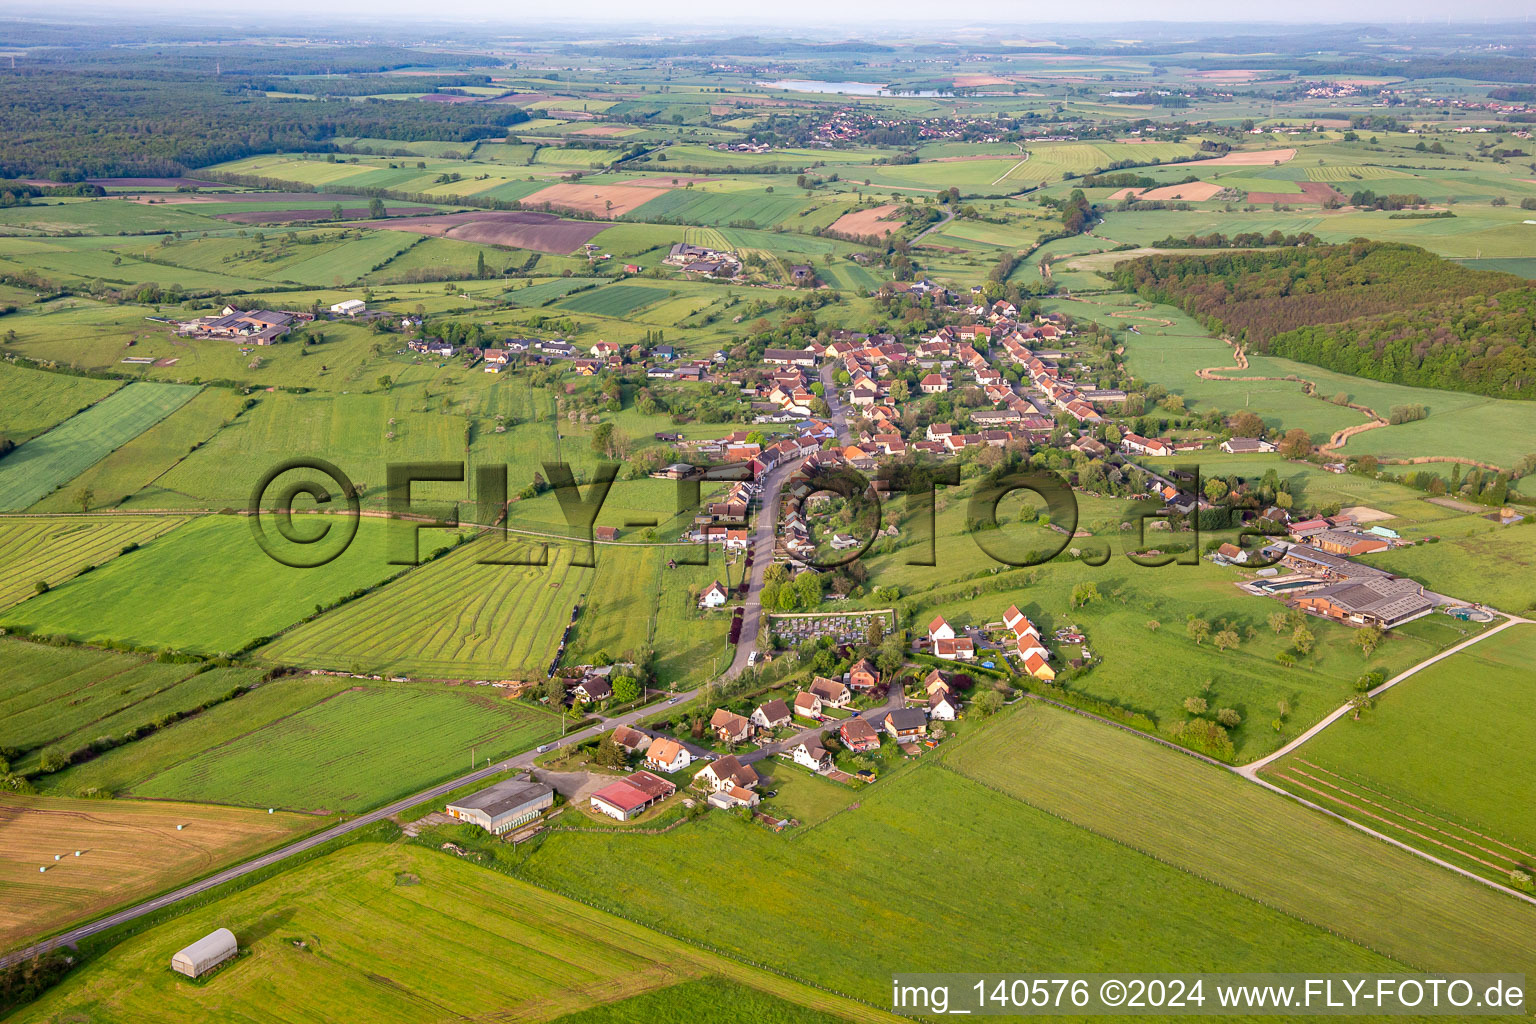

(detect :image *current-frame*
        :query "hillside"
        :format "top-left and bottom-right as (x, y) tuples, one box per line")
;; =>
(1113, 243), (1536, 398)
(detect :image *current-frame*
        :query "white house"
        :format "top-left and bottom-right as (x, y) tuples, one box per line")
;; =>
(929, 692), (961, 721)
(793, 691), (823, 719)
(329, 298), (366, 317)
(645, 738), (692, 774)
(699, 580), (730, 609)
(927, 615), (956, 643)
(789, 739), (832, 772)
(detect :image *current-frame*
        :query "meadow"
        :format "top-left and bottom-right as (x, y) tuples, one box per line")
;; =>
(555, 283), (671, 317)
(0, 794), (313, 954)
(0, 515), (187, 610)
(0, 382), (201, 511)
(946, 702), (1536, 978)
(1362, 519), (1536, 614)
(10, 841), (887, 1024)
(1, 516), (458, 656)
(1264, 623), (1536, 883)
(0, 361), (120, 444)
(129, 682), (558, 812)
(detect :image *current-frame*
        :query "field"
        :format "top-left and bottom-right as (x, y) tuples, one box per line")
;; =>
(11, 841), (885, 1023)
(0, 516), (186, 610)
(381, 210), (607, 253)
(1, 516), (458, 656)
(1264, 623), (1536, 883)
(521, 182), (669, 218)
(0, 383), (201, 511)
(0, 362), (120, 445)
(555, 283), (671, 317)
(0, 795), (313, 953)
(945, 703), (1536, 978)
(827, 204), (905, 239)
(257, 540), (589, 681)
(128, 683), (559, 812)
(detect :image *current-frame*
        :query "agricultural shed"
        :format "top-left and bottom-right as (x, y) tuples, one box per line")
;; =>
(445, 776), (554, 834)
(171, 927), (238, 978)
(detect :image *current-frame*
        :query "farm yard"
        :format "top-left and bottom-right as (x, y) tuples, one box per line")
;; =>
(0, 795), (313, 953)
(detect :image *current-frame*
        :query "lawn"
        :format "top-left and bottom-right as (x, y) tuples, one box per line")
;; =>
(12, 841), (886, 1024)
(257, 539), (589, 681)
(1, 516), (457, 656)
(0, 361), (120, 445)
(0, 382), (201, 511)
(128, 683), (559, 812)
(0, 515), (187, 610)
(945, 701), (1536, 979)
(0, 794), (313, 954)
(1263, 622), (1536, 884)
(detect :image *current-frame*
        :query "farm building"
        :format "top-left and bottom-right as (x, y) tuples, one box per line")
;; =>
(589, 770), (676, 821)
(171, 928), (238, 979)
(444, 777), (554, 835)
(1292, 577), (1434, 629)
(329, 298), (366, 317)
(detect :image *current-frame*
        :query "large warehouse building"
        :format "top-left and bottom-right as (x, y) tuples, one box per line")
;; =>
(445, 776), (554, 835)
(171, 928), (238, 978)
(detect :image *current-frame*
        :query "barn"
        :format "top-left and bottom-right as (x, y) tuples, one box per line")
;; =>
(171, 927), (238, 978)
(445, 776), (554, 834)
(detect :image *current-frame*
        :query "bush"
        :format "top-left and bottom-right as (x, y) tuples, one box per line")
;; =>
(37, 748), (71, 773)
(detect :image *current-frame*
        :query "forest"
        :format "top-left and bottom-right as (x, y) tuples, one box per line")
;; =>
(1114, 243), (1535, 399)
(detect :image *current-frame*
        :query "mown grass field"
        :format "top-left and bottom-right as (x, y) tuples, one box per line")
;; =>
(0, 382), (201, 511)
(555, 283), (671, 317)
(1, 516), (456, 656)
(1362, 518), (1536, 613)
(129, 683), (558, 812)
(258, 540), (588, 680)
(0, 794), (313, 954)
(0, 361), (120, 445)
(0, 515), (187, 610)
(11, 841), (889, 1024)
(945, 702), (1536, 979)
(1264, 623), (1536, 884)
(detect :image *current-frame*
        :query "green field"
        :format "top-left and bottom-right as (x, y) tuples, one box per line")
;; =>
(0, 515), (187, 610)
(12, 840), (880, 1023)
(1265, 623), (1536, 883)
(1, 516), (458, 655)
(0, 382), (201, 511)
(555, 283), (671, 317)
(130, 683), (558, 811)
(0, 361), (120, 444)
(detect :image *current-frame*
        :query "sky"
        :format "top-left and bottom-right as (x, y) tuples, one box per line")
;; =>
(6, 0), (1536, 28)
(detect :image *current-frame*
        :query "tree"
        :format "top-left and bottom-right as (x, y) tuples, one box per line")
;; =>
(75, 487), (94, 514)
(1186, 617), (1211, 645)
(1230, 411), (1265, 437)
(1268, 610), (1290, 635)
(591, 736), (627, 769)
(591, 422), (615, 457)
(1183, 696), (1208, 715)
(973, 690), (1003, 717)
(611, 674), (641, 704)
(1347, 693), (1374, 719)
(331, 202), (345, 220)
(1204, 478), (1228, 501)
(1277, 428), (1312, 459)
(865, 617), (884, 648)
(541, 677), (565, 707)
(1275, 651), (1295, 669)
(368, 197), (387, 219)
(1212, 628), (1240, 653)
(1291, 624), (1315, 655)
(376, 375), (393, 392)
(1353, 625), (1383, 658)
(1070, 581), (1100, 608)
(1215, 707), (1242, 728)
(793, 571), (822, 608)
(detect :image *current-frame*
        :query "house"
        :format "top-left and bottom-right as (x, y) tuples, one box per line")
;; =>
(1294, 576), (1433, 628)
(1122, 433), (1173, 457)
(934, 636), (975, 661)
(589, 770), (676, 821)
(445, 776), (554, 834)
(840, 717), (882, 752)
(920, 373), (949, 394)
(789, 738), (832, 772)
(751, 698), (792, 730)
(624, 263), (642, 273)
(1215, 542), (1248, 564)
(808, 676), (850, 708)
(610, 725), (652, 755)
(408, 337), (456, 358)
(1221, 436), (1276, 454)
(707, 784), (761, 810)
(645, 738), (692, 774)
(929, 691), (961, 721)
(1022, 651), (1056, 680)
(695, 754), (759, 792)
(922, 668), (952, 697)
(927, 615), (956, 642)
(849, 658), (880, 692)
(329, 298), (366, 317)
(570, 676), (611, 703)
(1312, 530), (1391, 557)
(884, 707), (929, 741)
(830, 533), (861, 551)
(793, 691), (823, 719)
(1070, 436), (1108, 459)
(699, 580), (730, 609)
(594, 525), (620, 542)
(709, 709), (751, 744)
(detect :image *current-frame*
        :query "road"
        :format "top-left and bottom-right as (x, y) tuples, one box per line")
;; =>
(723, 452), (804, 679)
(910, 206), (954, 246)
(818, 364), (854, 445)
